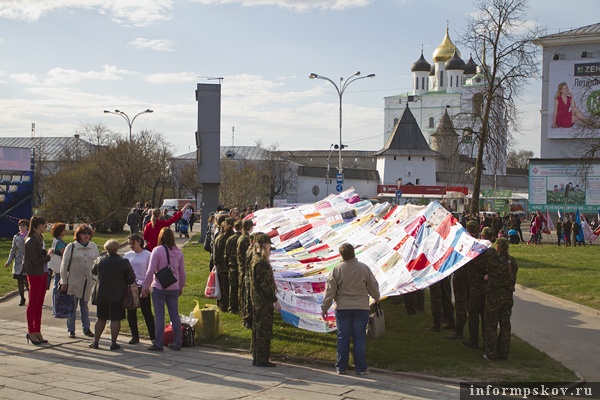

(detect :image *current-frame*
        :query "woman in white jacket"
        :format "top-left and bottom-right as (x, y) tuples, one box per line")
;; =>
(60, 225), (99, 338)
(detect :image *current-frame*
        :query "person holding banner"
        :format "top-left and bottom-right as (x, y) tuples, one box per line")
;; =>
(321, 243), (380, 375)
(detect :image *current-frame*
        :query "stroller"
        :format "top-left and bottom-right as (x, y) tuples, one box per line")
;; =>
(178, 218), (190, 238)
(508, 229), (520, 244)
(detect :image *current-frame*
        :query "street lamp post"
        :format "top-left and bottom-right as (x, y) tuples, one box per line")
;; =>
(103, 109), (153, 143)
(309, 72), (375, 180)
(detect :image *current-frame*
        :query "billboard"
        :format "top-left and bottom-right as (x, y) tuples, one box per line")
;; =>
(528, 162), (600, 213)
(547, 58), (600, 139)
(0, 146), (32, 172)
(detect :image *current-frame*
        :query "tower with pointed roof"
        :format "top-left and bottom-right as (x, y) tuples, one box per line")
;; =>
(374, 105), (439, 186)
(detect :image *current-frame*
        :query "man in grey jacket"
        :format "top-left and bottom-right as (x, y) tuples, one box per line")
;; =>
(321, 243), (380, 376)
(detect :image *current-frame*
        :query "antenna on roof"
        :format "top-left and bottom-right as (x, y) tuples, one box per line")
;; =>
(31, 123), (35, 138)
(197, 76), (224, 84)
(232, 126), (235, 147)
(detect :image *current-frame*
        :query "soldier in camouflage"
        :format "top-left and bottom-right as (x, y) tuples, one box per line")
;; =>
(428, 277), (454, 331)
(483, 238), (518, 360)
(250, 233), (279, 367)
(444, 220), (478, 340)
(225, 220), (243, 313)
(237, 221), (255, 329)
(213, 217), (235, 312)
(462, 226), (496, 350)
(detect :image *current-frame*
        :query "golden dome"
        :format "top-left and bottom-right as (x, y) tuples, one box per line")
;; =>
(433, 27), (461, 63)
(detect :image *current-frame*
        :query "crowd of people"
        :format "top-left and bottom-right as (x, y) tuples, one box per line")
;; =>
(401, 217), (519, 361)
(3, 203), (190, 350)
(202, 205), (282, 367)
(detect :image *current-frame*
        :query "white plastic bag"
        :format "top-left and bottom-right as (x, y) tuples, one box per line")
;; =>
(204, 266), (221, 299)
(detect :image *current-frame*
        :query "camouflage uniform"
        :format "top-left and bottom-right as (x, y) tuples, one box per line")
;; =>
(483, 238), (518, 360)
(556, 221), (563, 246)
(214, 219), (235, 312)
(403, 289), (425, 314)
(250, 235), (278, 366)
(225, 228), (242, 313)
(448, 264), (469, 338)
(429, 277), (454, 331)
(237, 232), (253, 328)
(563, 219), (572, 246)
(491, 215), (503, 238)
(463, 227), (496, 348)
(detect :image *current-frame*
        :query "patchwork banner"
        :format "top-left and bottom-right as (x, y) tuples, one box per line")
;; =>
(250, 189), (488, 333)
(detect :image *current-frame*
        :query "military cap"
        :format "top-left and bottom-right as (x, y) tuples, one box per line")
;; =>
(255, 233), (275, 246)
(496, 237), (509, 254)
(466, 220), (479, 236)
(481, 227), (494, 241)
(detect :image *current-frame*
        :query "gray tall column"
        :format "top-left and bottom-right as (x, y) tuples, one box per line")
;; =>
(196, 83), (221, 242)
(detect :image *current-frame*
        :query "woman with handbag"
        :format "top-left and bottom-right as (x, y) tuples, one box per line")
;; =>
(4, 219), (30, 307)
(124, 233), (155, 344)
(22, 216), (53, 345)
(89, 240), (136, 350)
(50, 223), (67, 315)
(141, 227), (186, 351)
(60, 225), (99, 338)
(321, 243), (380, 375)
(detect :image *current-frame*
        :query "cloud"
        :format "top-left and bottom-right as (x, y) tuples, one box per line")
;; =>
(10, 73), (40, 85)
(189, 0), (372, 11)
(144, 72), (199, 84)
(10, 65), (135, 86)
(0, 0), (173, 27)
(129, 38), (176, 52)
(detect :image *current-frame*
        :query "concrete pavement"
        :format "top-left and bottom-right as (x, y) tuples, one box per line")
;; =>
(0, 314), (459, 399)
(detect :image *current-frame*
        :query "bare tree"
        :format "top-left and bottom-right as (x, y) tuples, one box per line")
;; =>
(461, 0), (541, 214)
(506, 149), (533, 169)
(260, 143), (298, 207)
(41, 129), (174, 232)
(79, 123), (116, 148)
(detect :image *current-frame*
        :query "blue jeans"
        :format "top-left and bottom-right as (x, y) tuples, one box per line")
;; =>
(335, 309), (370, 373)
(66, 297), (90, 333)
(51, 273), (61, 315)
(152, 289), (181, 349)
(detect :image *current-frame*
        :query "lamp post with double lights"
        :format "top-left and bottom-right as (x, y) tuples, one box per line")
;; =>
(103, 109), (153, 143)
(309, 71), (375, 191)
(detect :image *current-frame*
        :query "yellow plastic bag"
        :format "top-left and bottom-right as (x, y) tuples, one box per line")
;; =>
(193, 300), (224, 341)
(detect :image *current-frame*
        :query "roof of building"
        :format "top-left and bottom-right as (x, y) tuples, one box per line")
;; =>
(374, 105), (440, 157)
(298, 166), (379, 181)
(445, 50), (466, 71)
(411, 51), (432, 72)
(464, 55), (478, 75)
(536, 22), (600, 45)
(0, 136), (95, 161)
(430, 110), (458, 137)
(173, 146), (282, 162)
(433, 27), (461, 63)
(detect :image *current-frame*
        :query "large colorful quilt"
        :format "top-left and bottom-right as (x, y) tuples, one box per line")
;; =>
(249, 189), (488, 333)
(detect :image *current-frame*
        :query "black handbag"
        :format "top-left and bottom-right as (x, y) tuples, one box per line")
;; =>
(155, 245), (177, 288)
(122, 284), (140, 309)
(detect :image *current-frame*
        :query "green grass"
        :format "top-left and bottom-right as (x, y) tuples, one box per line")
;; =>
(509, 241), (600, 310)
(1, 231), (579, 381)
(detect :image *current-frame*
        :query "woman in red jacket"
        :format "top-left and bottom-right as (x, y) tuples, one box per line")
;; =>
(143, 207), (183, 251)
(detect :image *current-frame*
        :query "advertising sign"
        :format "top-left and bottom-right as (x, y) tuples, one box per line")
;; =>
(528, 162), (600, 213)
(547, 58), (600, 139)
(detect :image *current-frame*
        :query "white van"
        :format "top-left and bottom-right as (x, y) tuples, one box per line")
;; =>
(160, 199), (197, 216)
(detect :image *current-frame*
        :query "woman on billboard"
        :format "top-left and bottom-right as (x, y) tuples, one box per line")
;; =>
(552, 82), (587, 128)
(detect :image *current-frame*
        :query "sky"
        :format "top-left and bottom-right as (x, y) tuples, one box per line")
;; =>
(0, 0), (598, 158)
